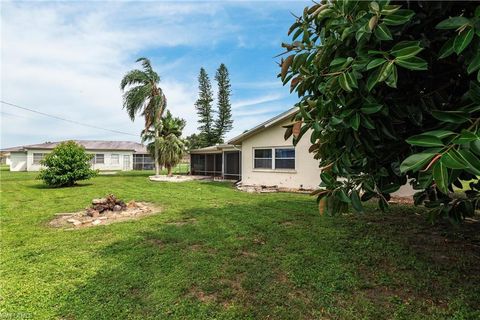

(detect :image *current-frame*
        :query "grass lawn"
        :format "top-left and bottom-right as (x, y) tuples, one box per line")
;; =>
(1, 168), (479, 319)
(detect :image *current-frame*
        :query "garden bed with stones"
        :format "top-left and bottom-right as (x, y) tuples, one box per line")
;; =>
(49, 195), (160, 229)
(149, 175), (213, 182)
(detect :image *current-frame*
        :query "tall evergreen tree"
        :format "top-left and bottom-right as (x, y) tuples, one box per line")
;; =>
(214, 63), (233, 142)
(194, 68), (215, 145)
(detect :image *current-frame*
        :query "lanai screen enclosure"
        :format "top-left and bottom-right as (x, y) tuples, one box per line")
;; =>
(190, 145), (241, 180)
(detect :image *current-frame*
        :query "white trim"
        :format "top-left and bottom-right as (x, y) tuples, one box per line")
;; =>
(252, 146), (296, 171)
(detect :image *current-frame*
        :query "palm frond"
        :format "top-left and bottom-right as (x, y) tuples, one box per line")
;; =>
(122, 84), (152, 121)
(120, 69), (150, 90)
(136, 57), (160, 84)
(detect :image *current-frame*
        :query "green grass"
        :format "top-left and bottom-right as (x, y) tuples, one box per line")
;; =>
(1, 170), (479, 319)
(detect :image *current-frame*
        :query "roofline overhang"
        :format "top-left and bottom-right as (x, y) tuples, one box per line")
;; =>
(227, 107), (298, 145)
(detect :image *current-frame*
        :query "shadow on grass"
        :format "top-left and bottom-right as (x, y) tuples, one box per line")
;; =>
(28, 182), (94, 189)
(55, 200), (480, 319)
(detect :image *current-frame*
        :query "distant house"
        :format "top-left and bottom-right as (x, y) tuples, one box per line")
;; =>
(190, 107), (322, 190)
(1, 140), (153, 172)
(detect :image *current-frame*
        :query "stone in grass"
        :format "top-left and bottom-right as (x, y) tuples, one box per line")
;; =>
(92, 219), (102, 225)
(92, 198), (107, 205)
(113, 205), (122, 212)
(67, 218), (82, 226)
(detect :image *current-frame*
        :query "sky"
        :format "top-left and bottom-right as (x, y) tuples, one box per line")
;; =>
(0, 0), (310, 148)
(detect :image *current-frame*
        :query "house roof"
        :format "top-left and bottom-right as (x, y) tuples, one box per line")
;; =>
(189, 144), (237, 154)
(227, 107), (298, 145)
(1, 140), (148, 153)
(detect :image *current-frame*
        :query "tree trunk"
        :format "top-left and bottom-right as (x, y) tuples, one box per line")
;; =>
(167, 165), (173, 177)
(154, 126), (160, 176)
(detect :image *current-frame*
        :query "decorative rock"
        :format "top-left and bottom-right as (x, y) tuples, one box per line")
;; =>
(113, 205), (122, 212)
(92, 198), (107, 205)
(92, 219), (102, 225)
(66, 219), (82, 226)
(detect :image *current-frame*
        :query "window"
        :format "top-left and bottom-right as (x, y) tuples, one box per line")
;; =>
(93, 154), (104, 164)
(33, 153), (46, 165)
(133, 154), (155, 170)
(111, 154), (119, 165)
(275, 148), (295, 169)
(253, 147), (295, 170)
(254, 149), (272, 169)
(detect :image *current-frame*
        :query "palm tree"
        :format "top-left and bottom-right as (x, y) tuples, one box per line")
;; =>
(120, 57), (166, 176)
(142, 111), (186, 176)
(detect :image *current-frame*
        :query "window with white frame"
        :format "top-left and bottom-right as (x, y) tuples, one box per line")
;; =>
(111, 154), (119, 165)
(33, 153), (47, 165)
(93, 154), (105, 164)
(254, 149), (272, 169)
(253, 147), (295, 170)
(275, 148), (295, 169)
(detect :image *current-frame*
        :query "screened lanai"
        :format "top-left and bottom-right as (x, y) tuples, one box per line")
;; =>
(190, 144), (241, 180)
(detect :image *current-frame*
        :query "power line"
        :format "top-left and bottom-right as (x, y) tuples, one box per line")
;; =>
(1, 100), (138, 137)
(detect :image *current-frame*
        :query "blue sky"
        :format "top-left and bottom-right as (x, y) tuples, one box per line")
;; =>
(0, 1), (309, 148)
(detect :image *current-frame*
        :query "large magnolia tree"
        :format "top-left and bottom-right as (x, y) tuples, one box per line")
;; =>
(281, 1), (480, 222)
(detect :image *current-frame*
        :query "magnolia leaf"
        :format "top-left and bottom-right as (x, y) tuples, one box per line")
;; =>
(350, 190), (364, 213)
(438, 38), (455, 59)
(374, 23), (393, 40)
(433, 161), (449, 194)
(338, 73), (352, 92)
(455, 129), (479, 144)
(431, 110), (469, 123)
(400, 152), (437, 173)
(361, 103), (383, 114)
(454, 28), (474, 54)
(336, 189), (351, 203)
(467, 52), (480, 74)
(369, 1), (380, 13)
(366, 58), (386, 70)
(390, 41), (423, 58)
(281, 55), (294, 80)
(441, 151), (467, 169)
(406, 134), (444, 147)
(381, 5), (401, 16)
(420, 130), (456, 139)
(395, 56), (428, 70)
(350, 113), (360, 130)
(457, 149), (480, 175)
(383, 9), (414, 26)
(385, 64), (398, 88)
(435, 16), (470, 29)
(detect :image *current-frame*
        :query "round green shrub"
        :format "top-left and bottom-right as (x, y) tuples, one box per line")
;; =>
(38, 141), (97, 187)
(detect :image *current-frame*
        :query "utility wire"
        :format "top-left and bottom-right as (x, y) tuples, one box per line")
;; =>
(1, 100), (138, 137)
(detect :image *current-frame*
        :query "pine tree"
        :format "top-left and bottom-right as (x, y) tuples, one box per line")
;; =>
(194, 68), (215, 145)
(214, 63), (233, 143)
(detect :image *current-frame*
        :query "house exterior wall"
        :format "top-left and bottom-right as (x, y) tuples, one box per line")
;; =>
(238, 118), (416, 196)
(19, 149), (134, 172)
(9, 152), (27, 171)
(240, 119), (322, 190)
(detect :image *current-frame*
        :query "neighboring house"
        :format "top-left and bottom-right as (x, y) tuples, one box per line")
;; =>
(190, 107), (415, 196)
(1, 140), (153, 172)
(191, 107), (322, 190)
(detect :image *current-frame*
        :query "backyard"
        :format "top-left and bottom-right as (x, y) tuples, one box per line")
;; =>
(0, 167), (479, 319)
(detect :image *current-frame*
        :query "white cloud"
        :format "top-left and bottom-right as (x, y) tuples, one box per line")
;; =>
(0, 1), (238, 147)
(232, 93), (284, 109)
(0, 0), (304, 147)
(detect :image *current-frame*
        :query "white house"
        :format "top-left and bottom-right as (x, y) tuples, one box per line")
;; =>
(191, 108), (321, 190)
(190, 108), (415, 196)
(2, 140), (152, 172)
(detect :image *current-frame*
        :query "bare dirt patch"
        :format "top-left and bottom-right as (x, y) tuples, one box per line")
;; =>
(50, 202), (160, 229)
